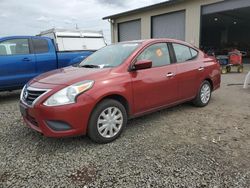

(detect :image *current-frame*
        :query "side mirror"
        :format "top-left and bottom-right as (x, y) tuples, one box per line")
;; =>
(133, 60), (152, 71)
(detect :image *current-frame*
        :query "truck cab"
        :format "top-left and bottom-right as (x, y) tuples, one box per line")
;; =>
(0, 36), (57, 91)
(0, 30), (106, 91)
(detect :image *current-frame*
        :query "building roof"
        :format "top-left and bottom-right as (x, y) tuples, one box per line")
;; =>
(103, 0), (184, 20)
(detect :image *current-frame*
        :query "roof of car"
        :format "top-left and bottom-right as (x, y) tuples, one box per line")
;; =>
(0, 36), (51, 40)
(117, 38), (199, 50)
(120, 38), (190, 44)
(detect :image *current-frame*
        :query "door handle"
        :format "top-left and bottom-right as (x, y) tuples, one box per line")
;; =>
(166, 72), (175, 77)
(22, 58), (31, 62)
(198, 67), (205, 71)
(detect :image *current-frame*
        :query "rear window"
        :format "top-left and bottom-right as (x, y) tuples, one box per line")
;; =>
(32, 39), (49, 53)
(173, 43), (198, 63)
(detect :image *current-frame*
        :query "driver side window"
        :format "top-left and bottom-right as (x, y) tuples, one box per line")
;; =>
(137, 43), (171, 67)
(0, 39), (30, 56)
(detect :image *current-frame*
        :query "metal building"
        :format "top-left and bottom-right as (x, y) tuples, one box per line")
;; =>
(103, 0), (250, 56)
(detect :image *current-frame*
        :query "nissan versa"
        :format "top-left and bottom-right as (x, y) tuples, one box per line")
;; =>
(20, 39), (221, 143)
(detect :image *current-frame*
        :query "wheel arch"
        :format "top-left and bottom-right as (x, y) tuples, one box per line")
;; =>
(204, 78), (214, 90)
(94, 94), (131, 117)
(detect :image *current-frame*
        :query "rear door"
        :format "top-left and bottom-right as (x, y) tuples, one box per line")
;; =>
(32, 37), (57, 73)
(171, 43), (202, 100)
(131, 43), (178, 114)
(0, 38), (36, 89)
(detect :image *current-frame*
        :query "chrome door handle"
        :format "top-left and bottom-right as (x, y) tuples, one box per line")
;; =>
(166, 72), (175, 77)
(198, 67), (205, 71)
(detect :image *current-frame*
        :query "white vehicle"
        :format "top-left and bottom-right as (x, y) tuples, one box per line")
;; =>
(38, 28), (106, 51)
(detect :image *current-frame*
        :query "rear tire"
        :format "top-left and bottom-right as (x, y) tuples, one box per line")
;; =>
(87, 99), (127, 143)
(193, 81), (212, 107)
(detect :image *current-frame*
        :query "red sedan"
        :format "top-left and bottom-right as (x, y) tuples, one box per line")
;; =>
(20, 39), (221, 143)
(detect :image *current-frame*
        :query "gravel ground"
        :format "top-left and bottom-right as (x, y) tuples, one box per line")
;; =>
(0, 65), (250, 188)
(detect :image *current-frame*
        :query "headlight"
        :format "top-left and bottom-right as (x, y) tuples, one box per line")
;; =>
(44, 80), (94, 106)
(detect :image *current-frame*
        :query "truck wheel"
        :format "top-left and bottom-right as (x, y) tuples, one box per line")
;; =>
(221, 67), (227, 74)
(88, 99), (127, 143)
(237, 65), (243, 73)
(193, 81), (212, 107)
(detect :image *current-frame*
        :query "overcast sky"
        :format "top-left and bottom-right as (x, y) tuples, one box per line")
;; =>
(0, 0), (166, 43)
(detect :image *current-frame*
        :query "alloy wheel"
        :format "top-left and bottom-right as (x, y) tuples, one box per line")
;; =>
(200, 83), (211, 104)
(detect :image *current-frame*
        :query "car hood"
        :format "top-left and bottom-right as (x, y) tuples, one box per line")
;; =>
(32, 66), (111, 86)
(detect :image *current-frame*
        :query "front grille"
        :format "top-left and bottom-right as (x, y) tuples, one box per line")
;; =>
(22, 87), (48, 106)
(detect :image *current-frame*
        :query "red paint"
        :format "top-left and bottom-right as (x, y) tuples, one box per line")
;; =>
(20, 39), (221, 137)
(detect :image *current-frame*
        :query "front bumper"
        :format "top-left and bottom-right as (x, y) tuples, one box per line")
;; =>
(20, 94), (95, 138)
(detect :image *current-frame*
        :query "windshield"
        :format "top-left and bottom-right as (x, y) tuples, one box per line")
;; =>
(79, 42), (140, 68)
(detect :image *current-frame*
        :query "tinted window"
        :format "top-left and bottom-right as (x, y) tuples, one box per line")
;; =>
(173, 43), (192, 62)
(33, 39), (49, 53)
(0, 39), (30, 55)
(137, 43), (171, 67)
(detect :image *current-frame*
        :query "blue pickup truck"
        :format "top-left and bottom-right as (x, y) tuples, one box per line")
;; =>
(0, 32), (106, 91)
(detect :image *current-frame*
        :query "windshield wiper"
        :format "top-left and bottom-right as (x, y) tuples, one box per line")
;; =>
(80, 64), (100, 68)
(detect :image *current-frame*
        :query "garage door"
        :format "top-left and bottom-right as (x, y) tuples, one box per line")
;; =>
(152, 11), (185, 40)
(118, 19), (141, 42)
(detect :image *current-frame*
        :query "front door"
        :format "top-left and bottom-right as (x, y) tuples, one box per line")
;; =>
(130, 43), (178, 114)
(0, 38), (36, 89)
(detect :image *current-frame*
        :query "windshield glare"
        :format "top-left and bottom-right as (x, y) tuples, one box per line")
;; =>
(79, 43), (140, 68)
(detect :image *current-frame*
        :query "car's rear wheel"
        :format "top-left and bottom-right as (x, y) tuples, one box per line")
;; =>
(193, 81), (212, 107)
(88, 99), (127, 143)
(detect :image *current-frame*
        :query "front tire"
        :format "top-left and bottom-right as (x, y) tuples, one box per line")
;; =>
(193, 81), (212, 107)
(88, 99), (127, 143)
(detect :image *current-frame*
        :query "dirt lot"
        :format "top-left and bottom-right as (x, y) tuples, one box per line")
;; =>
(0, 65), (250, 188)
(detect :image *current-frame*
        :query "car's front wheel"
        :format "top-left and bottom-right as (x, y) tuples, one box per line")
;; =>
(193, 80), (212, 107)
(88, 99), (127, 143)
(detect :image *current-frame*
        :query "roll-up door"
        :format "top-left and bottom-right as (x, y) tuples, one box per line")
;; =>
(152, 11), (185, 41)
(118, 19), (141, 42)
